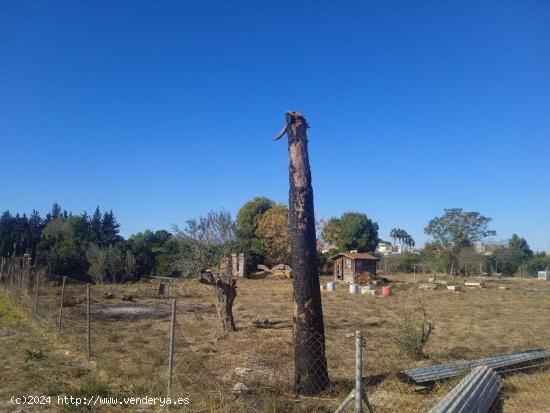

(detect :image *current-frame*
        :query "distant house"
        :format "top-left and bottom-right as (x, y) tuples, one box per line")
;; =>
(331, 251), (379, 284)
(317, 239), (336, 254)
(376, 241), (413, 256)
(376, 241), (393, 255)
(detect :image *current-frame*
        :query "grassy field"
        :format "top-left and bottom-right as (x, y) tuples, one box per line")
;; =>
(2, 273), (550, 412)
(0, 295), (122, 413)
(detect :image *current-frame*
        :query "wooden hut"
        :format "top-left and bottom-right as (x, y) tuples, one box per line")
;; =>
(331, 251), (379, 284)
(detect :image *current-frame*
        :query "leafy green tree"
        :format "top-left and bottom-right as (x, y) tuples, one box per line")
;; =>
(425, 208), (495, 275)
(234, 197), (276, 270)
(457, 247), (485, 276)
(37, 216), (88, 277)
(47, 238), (88, 277)
(105, 245), (124, 282)
(321, 212), (379, 253)
(86, 244), (107, 284)
(152, 238), (180, 277)
(421, 242), (453, 274)
(525, 252), (550, 275)
(508, 234), (533, 261)
(42, 218), (75, 240)
(255, 204), (290, 266)
(124, 250), (137, 280)
(425, 209), (496, 248)
(403, 251), (420, 273)
(127, 229), (176, 277)
(489, 235), (535, 276)
(236, 197), (274, 240)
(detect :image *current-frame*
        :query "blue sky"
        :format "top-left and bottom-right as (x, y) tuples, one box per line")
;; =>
(1, 1), (549, 251)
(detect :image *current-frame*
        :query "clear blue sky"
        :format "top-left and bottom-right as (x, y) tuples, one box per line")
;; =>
(1, 1), (549, 251)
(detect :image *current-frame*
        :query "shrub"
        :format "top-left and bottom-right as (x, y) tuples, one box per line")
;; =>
(395, 299), (434, 359)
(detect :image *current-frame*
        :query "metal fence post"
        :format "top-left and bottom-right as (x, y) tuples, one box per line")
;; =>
(355, 330), (363, 413)
(335, 331), (374, 413)
(0, 258), (4, 284)
(33, 271), (40, 319)
(86, 283), (91, 359)
(5, 262), (11, 292)
(18, 263), (23, 302)
(58, 276), (66, 335)
(167, 298), (177, 397)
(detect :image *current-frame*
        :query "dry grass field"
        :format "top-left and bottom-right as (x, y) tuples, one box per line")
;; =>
(3, 273), (550, 412)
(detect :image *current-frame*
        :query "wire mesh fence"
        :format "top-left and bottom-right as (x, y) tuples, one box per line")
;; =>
(1, 257), (550, 412)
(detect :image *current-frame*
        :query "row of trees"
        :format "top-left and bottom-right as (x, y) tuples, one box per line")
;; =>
(0, 203), (180, 282)
(378, 209), (549, 277)
(380, 236), (549, 277)
(2, 203), (547, 280)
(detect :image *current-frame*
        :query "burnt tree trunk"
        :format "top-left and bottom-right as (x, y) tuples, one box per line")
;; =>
(199, 271), (237, 332)
(279, 111), (329, 394)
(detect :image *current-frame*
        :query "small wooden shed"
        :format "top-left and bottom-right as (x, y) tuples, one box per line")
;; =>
(331, 252), (379, 284)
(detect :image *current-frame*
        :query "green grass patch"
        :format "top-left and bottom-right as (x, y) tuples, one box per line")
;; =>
(0, 295), (19, 327)
(72, 378), (110, 398)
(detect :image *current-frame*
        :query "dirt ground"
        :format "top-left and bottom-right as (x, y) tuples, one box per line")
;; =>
(3, 273), (550, 412)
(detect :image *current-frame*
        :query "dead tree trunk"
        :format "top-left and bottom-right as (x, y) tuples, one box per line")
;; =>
(275, 111), (329, 394)
(198, 271), (237, 332)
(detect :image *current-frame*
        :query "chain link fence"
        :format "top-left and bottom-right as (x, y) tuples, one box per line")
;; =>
(1, 257), (550, 412)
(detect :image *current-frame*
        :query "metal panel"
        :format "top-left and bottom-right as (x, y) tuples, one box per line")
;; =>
(401, 349), (550, 383)
(428, 365), (502, 413)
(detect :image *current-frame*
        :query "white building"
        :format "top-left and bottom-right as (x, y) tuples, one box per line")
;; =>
(376, 241), (412, 256)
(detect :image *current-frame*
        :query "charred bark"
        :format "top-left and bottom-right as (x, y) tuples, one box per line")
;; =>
(278, 111), (329, 394)
(199, 271), (237, 332)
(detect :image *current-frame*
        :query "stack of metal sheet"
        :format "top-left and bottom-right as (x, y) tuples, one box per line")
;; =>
(428, 365), (502, 413)
(401, 348), (550, 384)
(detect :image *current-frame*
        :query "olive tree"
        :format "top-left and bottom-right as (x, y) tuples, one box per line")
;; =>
(174, 210), (238, 332)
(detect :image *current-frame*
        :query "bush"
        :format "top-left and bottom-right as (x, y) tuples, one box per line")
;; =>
(395, 299), (434, 359)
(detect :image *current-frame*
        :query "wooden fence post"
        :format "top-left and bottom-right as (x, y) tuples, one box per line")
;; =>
(86, 283), (91, 359)
(57, 276), (66, 335)
(167, 299), (177, 397)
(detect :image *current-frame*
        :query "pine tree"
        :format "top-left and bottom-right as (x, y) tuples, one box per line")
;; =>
(51, 203), (62, 220)
(28, 210), (43, 260)
(0, 211), (14, 257)
(90, 206), (102, 244)
(74, 211), (91, 242)
(101, 210), (120, 246)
